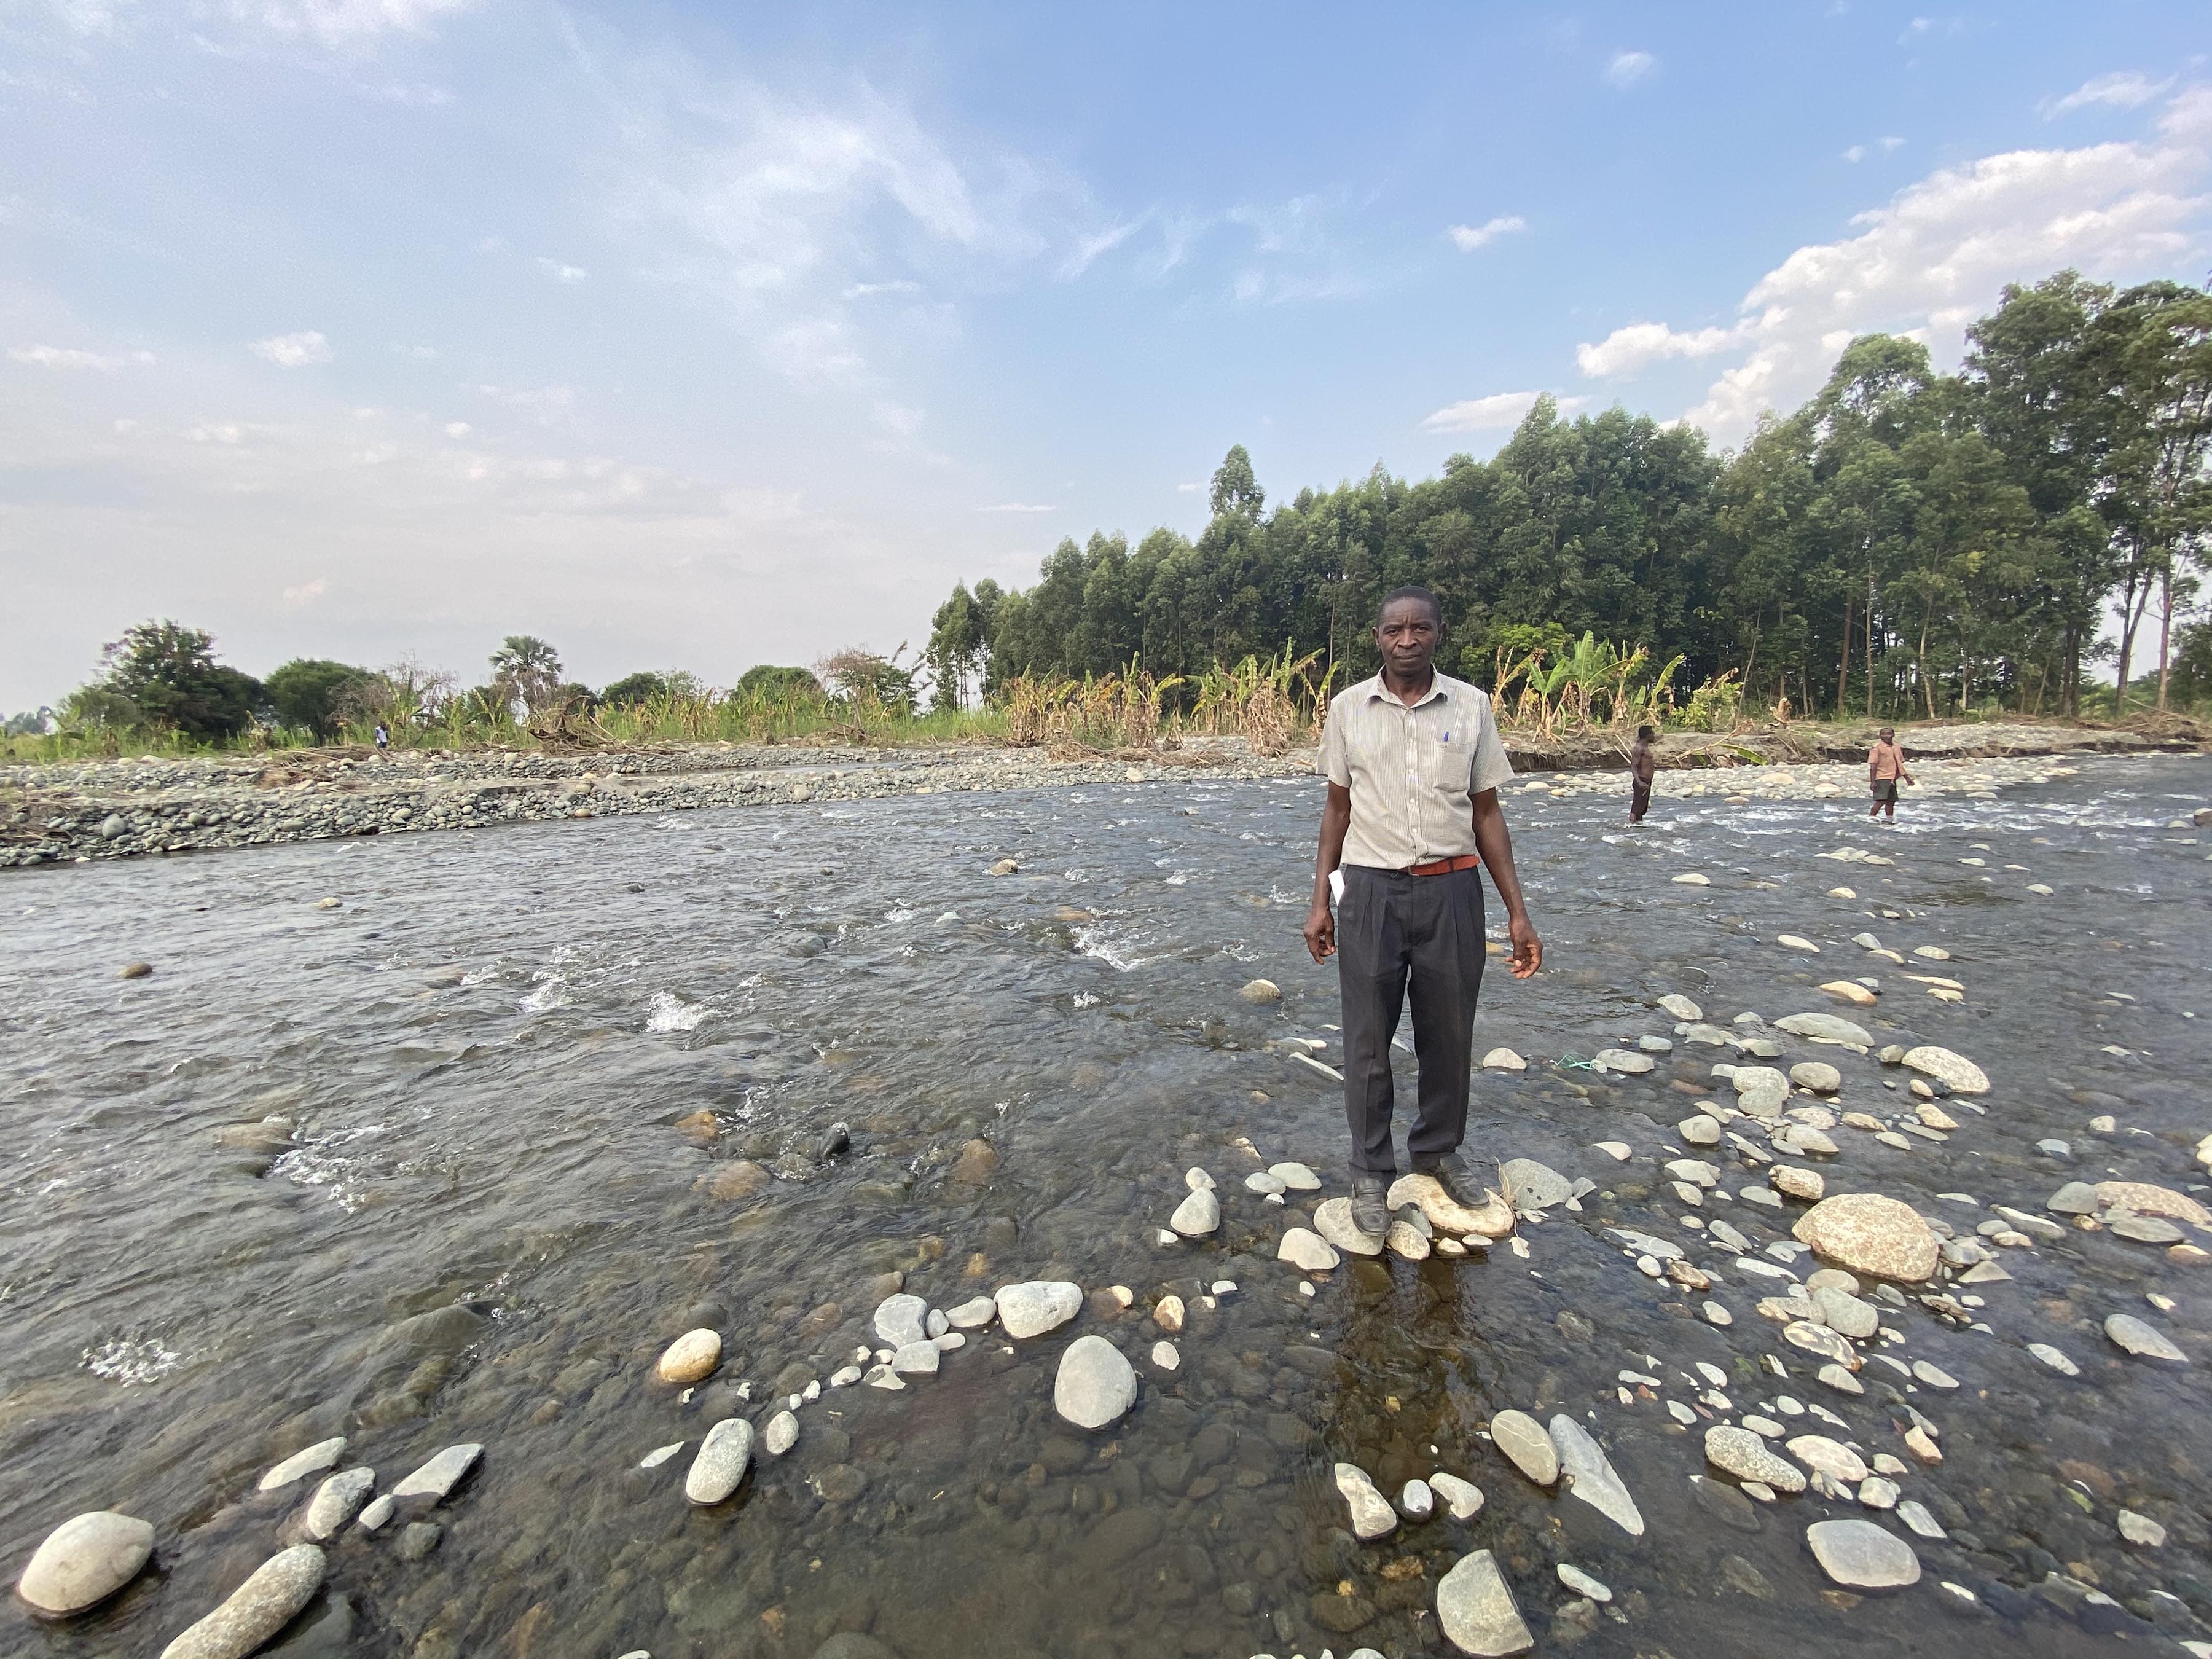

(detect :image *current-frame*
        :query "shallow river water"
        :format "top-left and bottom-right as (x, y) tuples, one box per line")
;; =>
(4, 757), (2211, 1659)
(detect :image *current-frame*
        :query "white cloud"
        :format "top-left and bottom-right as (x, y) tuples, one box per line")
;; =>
(871, 400), (924, 437)
(469, 383), (575, 422)
(536, 257), (587, 283)
(393, 343), (438, 359)
(1843, 146), (1867, 164)
(208, 0), (482, 49)
(978, 502), (1053, 513)
(1883, 135), (1905, 152)
(281, 577), (328, 607)
(1420, 390), (1588, 433)
(1576, 320), (1746, 378)
(1059, 218), (1141, 279)
(251, 329), (332, 367)
(444, 421), (470, 437)
(1175, 480), (1203, 493)
(9, 343), (154, 370)
(2044, 71), (2175, 119)
(1605, 50), (1656, 89)
(842, 279), (921, 299)
(1446, 214), (1528, 252)
(1607, 86), (2212, 442)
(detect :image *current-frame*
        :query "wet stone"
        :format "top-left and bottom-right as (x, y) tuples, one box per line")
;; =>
(1169, 1188), (1220, 1237)
(2104, 1314), (2187, 1363)
(301, 1468), (375, 1540)
(157, 1543), (325, 1659)
(257, 1438), (347, 1493)
(1705, 1426), (1806, 1493)
(1333, 1464), (1398, 1540)
(1054, 1335), (1137, 1429)
(1430, 1471), (1484, 1520)
(1488, 1410), (1558, 1486)
(1277, 1227), (1340, 1271)
(1314, 1197), (1385, 1257)
(872, 1294), (928, 1347)
(995, 1281), (1082, 1338)
(685, 1419), (754, 1505)
(15, 1511), (155, 1617)
(1806, 1518), (1921, 1588)
(1435, 1549), (1532, 1657)
(389, 1443), (480, 1502)
(1548, 1416), (1643, 1536)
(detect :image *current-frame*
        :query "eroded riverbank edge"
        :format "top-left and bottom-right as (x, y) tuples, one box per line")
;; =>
(2, 721), (2202, 869)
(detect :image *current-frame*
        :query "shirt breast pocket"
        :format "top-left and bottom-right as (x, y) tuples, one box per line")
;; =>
(1428, 737), (1475, 793)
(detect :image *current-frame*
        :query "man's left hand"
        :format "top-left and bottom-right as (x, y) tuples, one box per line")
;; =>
(1508, 913), (1542, 979)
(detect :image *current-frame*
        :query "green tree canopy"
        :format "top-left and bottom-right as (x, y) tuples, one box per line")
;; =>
(734, 664), (823, 701)
(75, 621), (265, 742)
(601, 672), (670, 707)
(265, 658), (380, 740)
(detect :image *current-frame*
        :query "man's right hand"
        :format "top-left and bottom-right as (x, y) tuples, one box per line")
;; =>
(1302, 901), (1336, 963)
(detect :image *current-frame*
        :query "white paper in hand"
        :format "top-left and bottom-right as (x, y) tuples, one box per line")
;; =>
(1328, 868), (1345, 906)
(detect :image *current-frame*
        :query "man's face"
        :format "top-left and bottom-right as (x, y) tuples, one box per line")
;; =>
(1880, 729), (1893, 741)
(1376, 599), (1440, 680)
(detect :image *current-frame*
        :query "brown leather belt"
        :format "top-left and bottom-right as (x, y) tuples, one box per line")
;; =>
(1408, 853), (1481, 876)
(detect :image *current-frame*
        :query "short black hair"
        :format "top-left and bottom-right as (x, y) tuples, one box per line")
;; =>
(1637, 724), (1655, 740)
(1378, 584), (1442, 626)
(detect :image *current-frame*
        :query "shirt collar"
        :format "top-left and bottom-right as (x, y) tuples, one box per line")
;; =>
(1365, 673), (1449, 710)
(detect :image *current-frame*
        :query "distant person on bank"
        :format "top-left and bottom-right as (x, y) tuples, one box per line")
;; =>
(1629, 724), (1658, 824)
(1301, 587), (1543, 1237)
(1868, 727), (1915, 820)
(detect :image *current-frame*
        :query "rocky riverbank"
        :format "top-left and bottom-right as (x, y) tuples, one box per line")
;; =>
(4, 720), (2198, 869)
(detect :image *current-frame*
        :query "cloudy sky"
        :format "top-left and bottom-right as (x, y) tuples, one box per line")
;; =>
(2, 2), (2208, 711)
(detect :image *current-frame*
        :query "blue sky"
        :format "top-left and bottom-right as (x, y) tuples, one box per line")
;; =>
(3, 2), (2208, 710)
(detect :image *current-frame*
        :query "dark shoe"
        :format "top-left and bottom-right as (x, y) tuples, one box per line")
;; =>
(1349, 1175), (1390, 1237)
(1414, 1151), (1481, 1208)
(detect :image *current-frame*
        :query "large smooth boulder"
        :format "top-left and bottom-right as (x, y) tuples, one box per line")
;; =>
(2094, 1182), (2210, 1227)
(1499, 1159), (1573, 1210)
(1791, 1193), (1939, 1282)
(1054, 1336), (1137, 1429)
(16, 1511), (154, 1617)
(1387, 1174), (1516, 1238)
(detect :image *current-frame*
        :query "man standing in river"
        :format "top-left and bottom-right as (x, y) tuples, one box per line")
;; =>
(1868, 726), (1915, 820)
(1302, 587), (1543, 1237)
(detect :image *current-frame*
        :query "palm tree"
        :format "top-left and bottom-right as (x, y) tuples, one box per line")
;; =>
(488, 635), (563, 717)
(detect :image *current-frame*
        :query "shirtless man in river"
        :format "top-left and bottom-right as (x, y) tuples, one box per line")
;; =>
(1868, 727), (1915, 820)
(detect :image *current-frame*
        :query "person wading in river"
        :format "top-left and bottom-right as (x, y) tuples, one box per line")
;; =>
(1302, 587), (1543, 1237)
(1629, 724), (1658, 824)
(1868, 726), (1915, 821)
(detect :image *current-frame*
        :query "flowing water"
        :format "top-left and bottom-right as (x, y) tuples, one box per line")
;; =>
(4, 758), (2210, 1659)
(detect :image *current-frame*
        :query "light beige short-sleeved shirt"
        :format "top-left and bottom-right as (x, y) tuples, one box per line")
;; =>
(1317, 671), (1515, 869)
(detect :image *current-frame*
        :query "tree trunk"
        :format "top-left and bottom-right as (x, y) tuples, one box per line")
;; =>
(1838, 593), (1852, 718)
(1865, 569), (1877, 720)
(2156, 564), (2175, 711)
(1918, 603), (1936, 720)
(2113, 542), (2146, 713)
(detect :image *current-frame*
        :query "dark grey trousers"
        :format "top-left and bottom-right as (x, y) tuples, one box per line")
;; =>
(1336, 863), (1487, 1175)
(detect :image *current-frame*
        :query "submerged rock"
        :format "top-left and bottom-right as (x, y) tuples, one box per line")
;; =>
(1435, 1549), (1532, 1656)
(1488, 1410), (1558, 1486)
(656, 1328), (722, 1384)
(1900, 1046), (1989, 1094)
(1548, 1416), (1643, 1536)
(1277, 1228), (1341, 1271)
(685, 1419), (754, 1504)
(2093, 1182), (2211, 1227)
(389, 1445), (480, 1502)
(872, 1295), (928, 1348)
(1054, 1335), (1137, 1429)
(995, 1282), (1082, 1338)
(1499, 1159), (1573, 1210)
(1333, 1464), (1398, 1540)
(1792, 1193), (1940, 1281)
(15, 1511), (155, 1617)
(157, 1543), (324, 1659)
(1167, 1188), (1220, 1237)
(1777, 1011), (1872, 1046)
(2104, 1314), (2187, 1363)
(1806, 1518), (1920, 1589)
(1430, 1471), (1484, 1520)
(301, 1469), (374, 1540)
(1705, 1426), (1806, 1492)
(257, 1438), (347, 1493)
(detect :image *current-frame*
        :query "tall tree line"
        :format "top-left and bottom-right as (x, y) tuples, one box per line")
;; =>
(927, 270), (2212, 720)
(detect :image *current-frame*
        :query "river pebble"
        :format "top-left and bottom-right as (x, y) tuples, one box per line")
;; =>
(684, 1420), (753, 1504)
(256, 1438), (346, 1493)
(1488, 1410), (1558, 1486)
(301, 1467), (375, 1539)
(2104, 1314), (2187, 1363)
